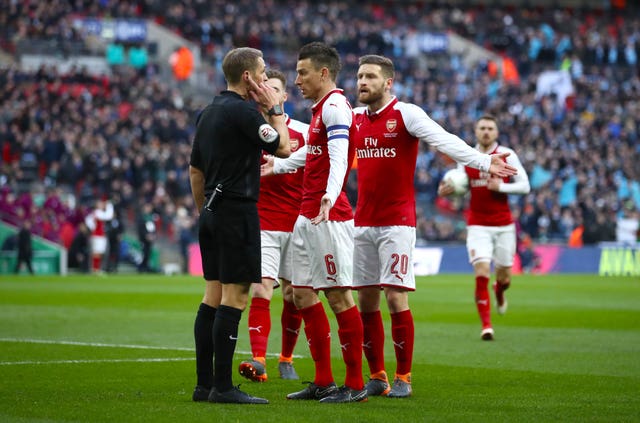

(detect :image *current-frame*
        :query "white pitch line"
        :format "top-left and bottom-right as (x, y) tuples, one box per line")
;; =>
(0, 338), (304, 358)
(0, 357), (194, 366)
(0, 338), (193, 351)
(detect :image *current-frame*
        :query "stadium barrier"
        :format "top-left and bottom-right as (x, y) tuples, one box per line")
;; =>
(186, 242), (639, 277)
(0, 222), (165, 276)
(430, 244), (639, 276)
(0, 222), (67, 276)
(0, 250), (67, 275)
(596, 243), (640, 277)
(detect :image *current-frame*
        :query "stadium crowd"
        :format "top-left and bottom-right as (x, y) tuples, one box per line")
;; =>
(1, 0), (639, 270)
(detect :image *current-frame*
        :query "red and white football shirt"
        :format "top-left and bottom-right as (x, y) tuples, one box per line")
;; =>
(353, 97), (491, 227)
(300, 89), (355, 222)
(258, 116), (308, 231)
(464, 144), (524, 227)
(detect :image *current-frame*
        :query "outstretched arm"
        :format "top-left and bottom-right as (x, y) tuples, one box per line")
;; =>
(488, 153), (518, 178)
(487, 151), (530, 193)
(402, 103), (518, 176)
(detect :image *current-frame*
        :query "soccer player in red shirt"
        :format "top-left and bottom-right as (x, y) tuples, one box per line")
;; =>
(438, 115), (530, 341)
(352, 55), (518, 397)
(84, 198), (114, 273)
(263, 42), (367, 403)
(238, 70), (308, 382)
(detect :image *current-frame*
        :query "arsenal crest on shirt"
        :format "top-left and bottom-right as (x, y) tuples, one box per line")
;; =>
(386, 119), (397, 132)
(290, 138), (299, 150)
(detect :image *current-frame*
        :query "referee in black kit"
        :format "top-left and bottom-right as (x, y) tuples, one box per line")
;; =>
(189, 47), (291, 404)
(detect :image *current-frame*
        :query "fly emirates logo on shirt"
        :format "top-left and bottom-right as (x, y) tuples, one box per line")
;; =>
(307, 145), (323, 155)
(470, 171), (492, 187)
(356, 136), (397, 159)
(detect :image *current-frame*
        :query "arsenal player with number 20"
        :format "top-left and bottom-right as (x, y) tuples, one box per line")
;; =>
(352, 55), (518, 398)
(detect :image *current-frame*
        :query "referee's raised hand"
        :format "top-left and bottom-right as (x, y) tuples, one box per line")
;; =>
(247, 75), (279, 113)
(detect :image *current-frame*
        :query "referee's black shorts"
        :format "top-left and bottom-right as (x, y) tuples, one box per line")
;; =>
(198, 198), (260, 284)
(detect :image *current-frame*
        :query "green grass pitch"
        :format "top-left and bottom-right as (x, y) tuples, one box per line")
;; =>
(0, 273), (638, 422)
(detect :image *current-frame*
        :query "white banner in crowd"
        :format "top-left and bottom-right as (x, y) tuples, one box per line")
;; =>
(413, 247), (444, 276)
(535, 69), (574, 105)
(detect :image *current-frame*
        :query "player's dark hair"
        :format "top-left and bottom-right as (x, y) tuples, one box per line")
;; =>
(222, 47), (263, 84)
(298, 42), (341, 81)
(476, 114), (499, 129)
(358, 55), (395, 79)
(266, 69), (287, 90)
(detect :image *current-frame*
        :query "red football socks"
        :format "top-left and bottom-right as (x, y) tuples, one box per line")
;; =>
(336, 306), (364, 390)
(280, 299), (302, 359)
(475, 276), (491, 328)
(301, 302), (333, 387)
(247, 297), (271, 359)
(391, 309), (414, 376)
(361, 310), (386, 375)
(495, 279), (511, 305)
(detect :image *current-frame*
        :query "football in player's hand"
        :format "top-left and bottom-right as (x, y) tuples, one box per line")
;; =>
(443, 168), (469, 196)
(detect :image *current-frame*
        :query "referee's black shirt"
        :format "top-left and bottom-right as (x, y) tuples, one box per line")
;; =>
(190, 90), (281, 201)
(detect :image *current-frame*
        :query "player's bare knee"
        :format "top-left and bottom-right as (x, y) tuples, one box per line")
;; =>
(292, 287), (317, 309)
(325, 288), (355, 313)
(385, 289), (409, 313)
(495, 266), (512, 282)
(252, 279), (274, 299)
(358, 287), (380, 312)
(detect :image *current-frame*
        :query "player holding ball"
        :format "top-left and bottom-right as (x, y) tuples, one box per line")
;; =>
(438, 115), (530, 341)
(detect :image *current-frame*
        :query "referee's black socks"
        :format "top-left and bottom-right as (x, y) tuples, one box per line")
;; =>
(194, 303), (217, 389)
(213, 305), (242, 392)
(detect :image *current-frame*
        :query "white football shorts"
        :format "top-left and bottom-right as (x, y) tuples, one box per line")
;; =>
(466, 224), (516, 267)
(291, 216), (354, 290)
(261, 229), (294, 287)
(353, 225), (416, 291)
(90, 235), (107, 255)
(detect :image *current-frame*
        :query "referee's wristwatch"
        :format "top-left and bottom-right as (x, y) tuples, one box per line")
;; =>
(267, 104), (284, 116)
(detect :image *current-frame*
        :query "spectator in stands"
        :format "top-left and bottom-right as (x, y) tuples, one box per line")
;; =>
(68, 221), (90, 273)
(169, 45), (194, 83)
(14, 220), (34, 275)
(105, 209), (124, 273)
(175, 205), (195, 274)
(136, 203), (156, 273)
(517, 232), (540, 273)
(583, 209), (616, 244)
(616, 202), (640, 244)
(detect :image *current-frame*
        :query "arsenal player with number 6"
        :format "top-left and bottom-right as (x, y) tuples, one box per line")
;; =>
(262, 42), (366, 403)
(352, 55), (518, 398)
